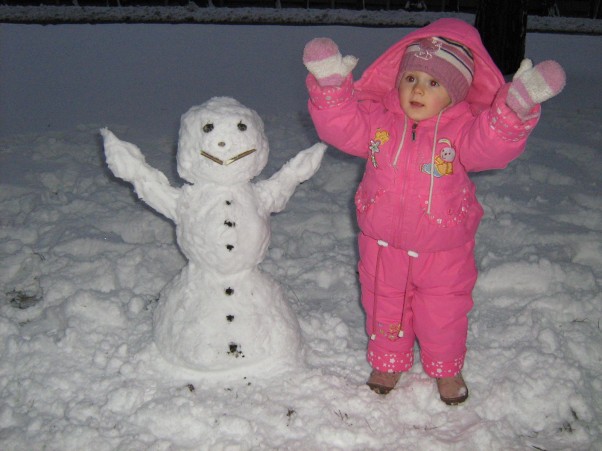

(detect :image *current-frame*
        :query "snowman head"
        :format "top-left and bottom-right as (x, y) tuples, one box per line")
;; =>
(177, 97), (269, 184)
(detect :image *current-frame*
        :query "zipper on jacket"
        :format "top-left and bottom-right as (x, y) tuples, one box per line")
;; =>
(392, 116), (408, 168)
(394, 122), (415, 246)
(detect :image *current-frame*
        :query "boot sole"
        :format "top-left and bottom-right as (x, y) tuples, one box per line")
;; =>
(440, 391), (469, 405)
(366, 382), (394, 395)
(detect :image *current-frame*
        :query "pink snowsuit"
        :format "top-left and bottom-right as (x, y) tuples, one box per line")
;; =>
(306, 19), (540, 377)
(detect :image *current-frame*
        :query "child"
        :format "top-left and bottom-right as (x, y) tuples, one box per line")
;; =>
(302, 18), (565, 404)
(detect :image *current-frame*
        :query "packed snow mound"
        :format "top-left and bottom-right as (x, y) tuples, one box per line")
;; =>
(478, 258), (597, 295)
(101, 97), (326, 373)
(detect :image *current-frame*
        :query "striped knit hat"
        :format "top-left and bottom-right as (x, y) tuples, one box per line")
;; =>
(398, 37), (475, 104)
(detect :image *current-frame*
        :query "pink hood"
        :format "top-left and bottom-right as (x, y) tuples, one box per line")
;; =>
(306, 17), (538, 253)
(354, 18), (504, 115)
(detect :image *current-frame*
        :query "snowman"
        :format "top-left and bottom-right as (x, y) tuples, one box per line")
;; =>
(101, 97), (326, 373)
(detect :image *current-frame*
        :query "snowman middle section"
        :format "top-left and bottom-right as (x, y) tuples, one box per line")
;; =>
(153, 182), (302, 371)
(175, 182), (270, 272)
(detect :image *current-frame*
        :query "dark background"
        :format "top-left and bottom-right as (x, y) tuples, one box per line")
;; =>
(0, 0), (600, 19)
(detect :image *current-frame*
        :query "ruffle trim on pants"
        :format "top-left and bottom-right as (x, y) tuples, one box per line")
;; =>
(421, 355), (465, 378)
(368, 349), (414, 373)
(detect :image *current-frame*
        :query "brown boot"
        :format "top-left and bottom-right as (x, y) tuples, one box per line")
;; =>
(366, 369), (401, 395)
(436, 373), (469, 405)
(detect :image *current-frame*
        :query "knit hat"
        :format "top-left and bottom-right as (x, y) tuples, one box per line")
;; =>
(398, 37), (475, 104)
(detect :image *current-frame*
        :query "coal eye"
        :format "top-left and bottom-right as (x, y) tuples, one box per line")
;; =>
(203, 123), (214, 133)
(237, 122), (247, 131)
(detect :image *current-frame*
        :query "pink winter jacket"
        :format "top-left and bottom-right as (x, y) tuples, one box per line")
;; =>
(307, 19), (540, 253)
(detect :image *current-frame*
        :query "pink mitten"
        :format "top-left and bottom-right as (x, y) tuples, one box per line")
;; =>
(506, 58), (566, 120)
(303, 38), (358, 87)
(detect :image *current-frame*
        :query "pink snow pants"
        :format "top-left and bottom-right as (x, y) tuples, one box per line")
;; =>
(358, 233), (477, 378)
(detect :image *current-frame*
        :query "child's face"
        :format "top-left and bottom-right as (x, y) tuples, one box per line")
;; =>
(398, 71), (452, 122)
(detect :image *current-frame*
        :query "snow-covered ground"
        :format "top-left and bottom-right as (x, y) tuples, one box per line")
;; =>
(1, 20), (601, 450)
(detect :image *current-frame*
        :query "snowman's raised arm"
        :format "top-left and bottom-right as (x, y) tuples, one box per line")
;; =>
(101, 128), (180, 221)
(254, 142), (327, 214)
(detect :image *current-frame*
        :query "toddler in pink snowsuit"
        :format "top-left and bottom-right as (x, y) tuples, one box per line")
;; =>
(303, 18), (565, 404)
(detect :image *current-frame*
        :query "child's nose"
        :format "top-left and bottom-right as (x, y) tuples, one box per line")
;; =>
(413, 84), (425, 94)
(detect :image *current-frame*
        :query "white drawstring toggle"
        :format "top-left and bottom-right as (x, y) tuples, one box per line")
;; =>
(370, 333), (377, 340)
(398, 330), (404, 338)
(408, 250), (419, 258)
(377, 240), (389, 247)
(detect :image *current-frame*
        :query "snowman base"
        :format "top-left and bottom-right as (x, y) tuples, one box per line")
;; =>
(153, 264), (303, 373)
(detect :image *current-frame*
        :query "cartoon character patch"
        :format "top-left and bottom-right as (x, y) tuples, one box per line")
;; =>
(368, 128), (390, 168)
(375, 322), (403, 341)
(421, 138), (456, 177)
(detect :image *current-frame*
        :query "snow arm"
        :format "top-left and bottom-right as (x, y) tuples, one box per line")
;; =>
(254, 142), (327, 214)
(101, 128), (179, 221)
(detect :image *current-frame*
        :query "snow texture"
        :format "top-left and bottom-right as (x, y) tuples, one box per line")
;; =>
(102, 97), (325, 373)
(0, 18), (601, 451)
(1, 5), (601, 34)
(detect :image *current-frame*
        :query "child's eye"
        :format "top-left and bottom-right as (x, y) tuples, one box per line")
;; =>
(430, 80), (440, 87)
(202, 123), (214, 133)
(405, 75), (415, 83)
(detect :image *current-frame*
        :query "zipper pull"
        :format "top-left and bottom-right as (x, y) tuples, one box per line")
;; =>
(412, 123), (417, 141)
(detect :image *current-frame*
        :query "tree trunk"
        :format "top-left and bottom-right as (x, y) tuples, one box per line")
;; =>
(475, 0), (528, 76)
(592, 0), (601, 19)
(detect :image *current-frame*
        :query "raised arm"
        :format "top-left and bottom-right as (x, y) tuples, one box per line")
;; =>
(458, 58), (566, 172)
(101, 128), (180, 221)
(303, 38), (375, 158)
(254, 142), (326, 214)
